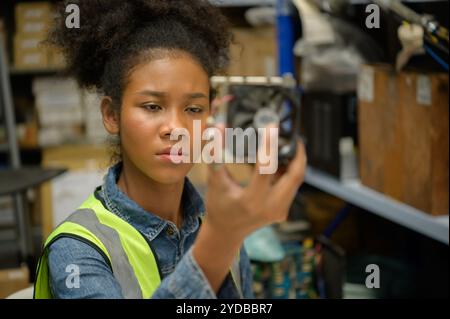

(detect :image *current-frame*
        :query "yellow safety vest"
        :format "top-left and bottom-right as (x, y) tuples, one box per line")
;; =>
(34, 193), (242, 299)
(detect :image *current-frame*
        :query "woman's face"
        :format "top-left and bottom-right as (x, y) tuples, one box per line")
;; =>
(109, 53), (210, 184)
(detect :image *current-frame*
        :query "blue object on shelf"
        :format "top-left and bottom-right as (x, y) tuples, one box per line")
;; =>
(276, 0), (296, 76)
(244, 226), (285, 262)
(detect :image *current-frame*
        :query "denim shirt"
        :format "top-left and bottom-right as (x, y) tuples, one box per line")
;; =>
(47, 163), (254, 299)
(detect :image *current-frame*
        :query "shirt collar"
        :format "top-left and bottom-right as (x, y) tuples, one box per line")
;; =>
(100, 162), (205, 241)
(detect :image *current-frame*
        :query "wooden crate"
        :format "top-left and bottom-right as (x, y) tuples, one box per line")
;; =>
(358, 64), (449, 215)
(399, 72), (449, 215)
(358, 64), (404, 199)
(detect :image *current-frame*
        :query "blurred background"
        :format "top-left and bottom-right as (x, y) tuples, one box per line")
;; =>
(0, 0), (448, 299)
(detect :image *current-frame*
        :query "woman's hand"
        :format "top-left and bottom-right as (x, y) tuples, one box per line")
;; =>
(204, 126), (307, 243)
(193, 124), (306, 293)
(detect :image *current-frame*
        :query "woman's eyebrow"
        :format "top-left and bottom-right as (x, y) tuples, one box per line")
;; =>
(185, 92), (208, 100)
(135, 90), (166, 98)
(135, 90), (208, 100)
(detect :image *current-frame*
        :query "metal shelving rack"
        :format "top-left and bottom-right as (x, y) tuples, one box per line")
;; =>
(0, 34), (66, 268)
(305, 167), (449, 245)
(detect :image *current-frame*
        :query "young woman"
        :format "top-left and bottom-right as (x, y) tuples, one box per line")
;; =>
(34, 0), (307, 299)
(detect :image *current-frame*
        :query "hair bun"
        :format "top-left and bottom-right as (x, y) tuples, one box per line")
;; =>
(49, 0), (231, 90)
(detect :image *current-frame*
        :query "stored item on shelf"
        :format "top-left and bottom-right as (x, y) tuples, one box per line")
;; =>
(38, 125), (84, 147)
(17, 121), (39, 148)
(13, 2), (54, 70)
(15, 2), (52, 23)
(33, 77), (83, 127)
(40, 145), (109, 238)
(16, 20), (50, 35)
(399, 71), (449, 215)
(15, 2), (52, 34)
(32, 77), (85, 146)
(358, 64), (449, 215)
(14, 33), (49, 69)
(0, 265), (30, 299)
(228, 27), (276, 77)
(14, 32), (47, 51)
(244, 226), (285, 263)
(14, 47), (49, 69)
(32, 76), (78, 94)
(302, 91), (358, 180)
(83, 90), (108, 144)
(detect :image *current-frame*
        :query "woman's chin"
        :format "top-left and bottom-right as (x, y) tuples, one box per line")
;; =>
(149, 166), (191, 185)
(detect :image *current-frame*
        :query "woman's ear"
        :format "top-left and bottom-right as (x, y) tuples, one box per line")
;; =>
(101, 97), (120, 135)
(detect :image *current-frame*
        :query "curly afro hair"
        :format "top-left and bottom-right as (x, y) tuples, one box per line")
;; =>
(49, 0), (232, 107)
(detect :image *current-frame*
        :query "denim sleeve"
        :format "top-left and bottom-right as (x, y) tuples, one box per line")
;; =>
(215, 246), (255, 299)
(48, 237), (217, 299)
(240, 246), (255, 299)
(48, 237), (124, 299)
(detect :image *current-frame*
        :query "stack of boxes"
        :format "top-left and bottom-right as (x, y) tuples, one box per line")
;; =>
(31, 77), (107, 147)
(13, 2), (64, 70)
(83, 90), (108, 145)
(228, 27), (277, 77)
(33, 77), (84, 146)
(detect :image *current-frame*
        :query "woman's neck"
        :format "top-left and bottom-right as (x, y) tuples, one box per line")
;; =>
(116, 160), (184, 229)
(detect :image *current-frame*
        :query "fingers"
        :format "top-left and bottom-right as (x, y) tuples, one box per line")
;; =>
(207, 161), (240, 193)
(205, 116), (226, 170)
(249, 124), (279, 190)
(271, 139), (307, 203)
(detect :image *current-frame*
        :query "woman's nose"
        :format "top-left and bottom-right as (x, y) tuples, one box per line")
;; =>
(160, 110), (184, 139)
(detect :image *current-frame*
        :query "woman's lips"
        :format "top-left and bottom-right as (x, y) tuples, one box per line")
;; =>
(156, 147), (189, 163)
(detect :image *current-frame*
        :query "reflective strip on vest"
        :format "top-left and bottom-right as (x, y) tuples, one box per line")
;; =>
(65, 209), (143, 298)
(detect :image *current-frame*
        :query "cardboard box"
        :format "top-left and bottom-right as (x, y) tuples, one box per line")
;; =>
(358, 65), (401, 197)
(16, 20), (50, 35)
(358, 64), (449, 215)
(40, 145), (110, 238)
(14, 47), (49, 69)
(15, 2), (52, 23)
(399, 71), (449, 215)
(228, 27), (277, 76)
(0, 265), (30, 299)
(14, 32), (49, 69)
(14, 32), (47, 51)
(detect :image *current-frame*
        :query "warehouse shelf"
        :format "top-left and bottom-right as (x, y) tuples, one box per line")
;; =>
(9, 67), (64, 75)
(304, 166), (449, 245)
(210, 0), (447, 6)
(210, 0), (275, 6)
(350, 0), (447, 3)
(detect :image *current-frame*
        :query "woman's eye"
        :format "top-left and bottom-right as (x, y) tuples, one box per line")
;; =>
(186, 106), (204, 114)
(143, 104), (162, 112)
